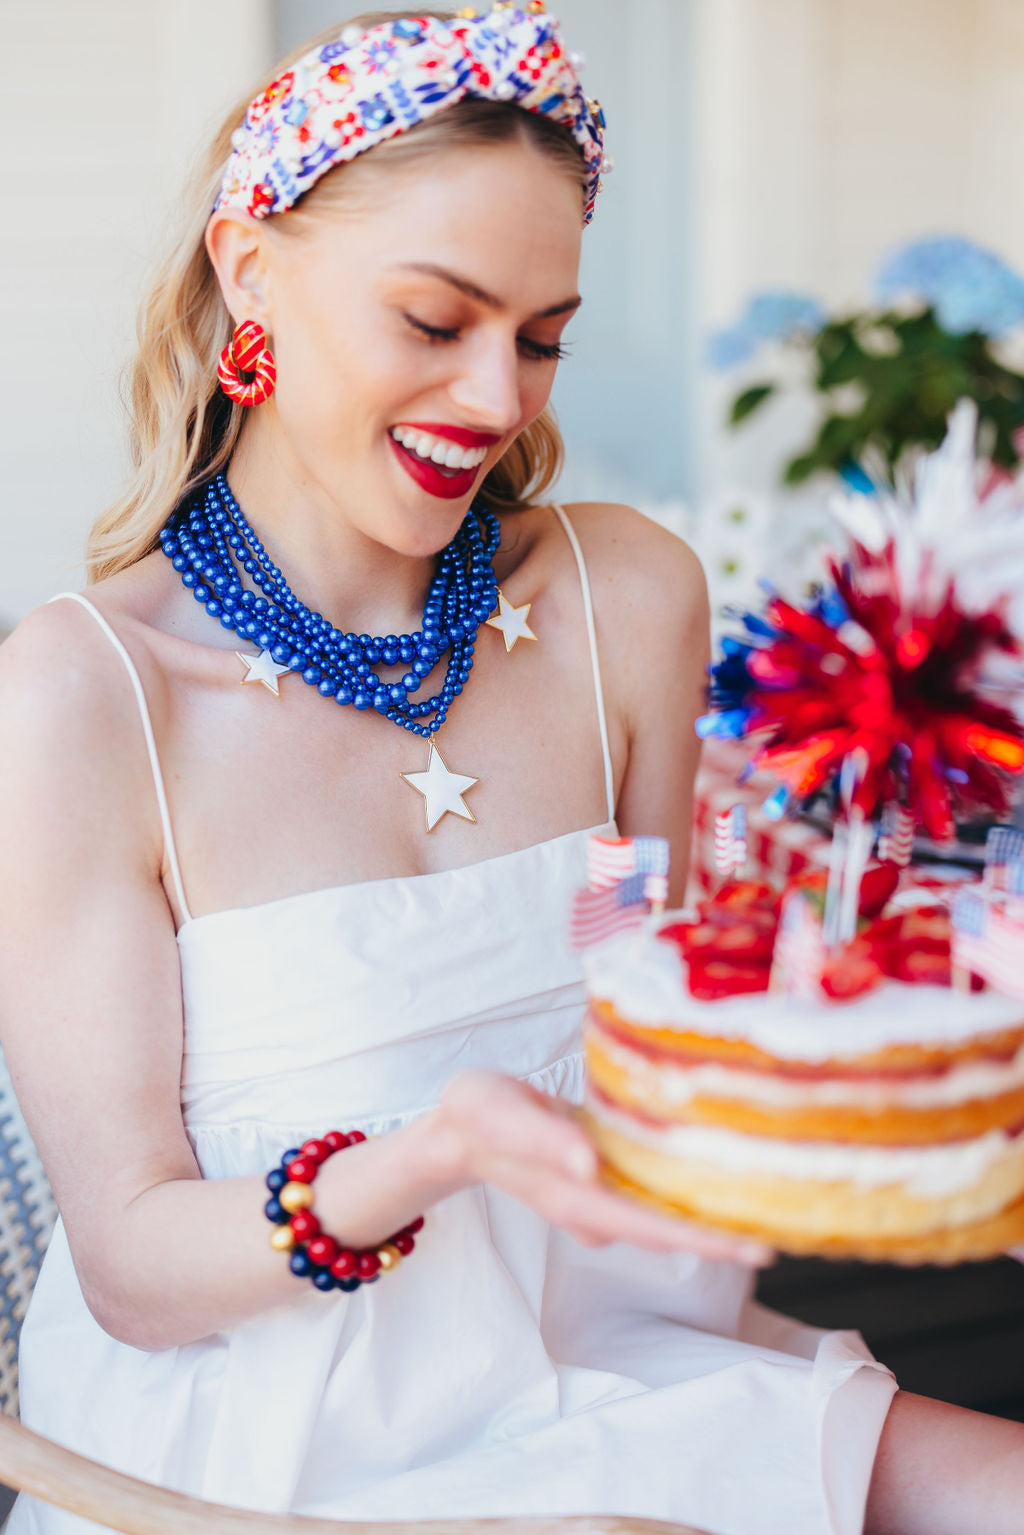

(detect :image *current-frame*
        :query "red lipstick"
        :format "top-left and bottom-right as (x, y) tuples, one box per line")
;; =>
(393, 422), (503, 449)
(388, 435), (486, 501)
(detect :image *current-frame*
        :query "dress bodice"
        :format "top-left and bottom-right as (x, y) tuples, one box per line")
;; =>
(177, 820), (613, 1139)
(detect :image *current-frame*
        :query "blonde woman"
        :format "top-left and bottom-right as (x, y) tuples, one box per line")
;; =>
(0, 8), (1022, 1535)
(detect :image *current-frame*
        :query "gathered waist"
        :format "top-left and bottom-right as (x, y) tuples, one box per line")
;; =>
(183, 1046), (586, 1170)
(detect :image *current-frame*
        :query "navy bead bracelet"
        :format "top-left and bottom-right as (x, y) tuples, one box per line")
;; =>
(265, 1132), (423, 1292)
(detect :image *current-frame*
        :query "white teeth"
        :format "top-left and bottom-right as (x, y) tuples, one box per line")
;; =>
(389, 427), (488, 472)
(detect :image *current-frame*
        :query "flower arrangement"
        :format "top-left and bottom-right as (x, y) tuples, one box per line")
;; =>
(698, 403), (1024, 840)
(709, 237), (1024, 487)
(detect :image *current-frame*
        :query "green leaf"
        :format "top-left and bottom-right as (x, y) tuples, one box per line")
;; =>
(783, 452), (822, 485)
(729, 383), (776, 425)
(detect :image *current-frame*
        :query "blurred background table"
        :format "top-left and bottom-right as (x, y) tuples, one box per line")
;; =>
(689, 737), (982, 900)
(689, 738), (832, 898)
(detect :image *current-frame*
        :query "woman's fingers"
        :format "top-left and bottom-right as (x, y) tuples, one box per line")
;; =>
(483, 1148), (772, 1265)
(439, 1070), (599, 1180)
(439, 1071), (773, 1266)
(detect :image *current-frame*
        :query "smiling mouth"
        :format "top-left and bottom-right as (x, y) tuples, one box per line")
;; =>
(388, 426), (490, 478)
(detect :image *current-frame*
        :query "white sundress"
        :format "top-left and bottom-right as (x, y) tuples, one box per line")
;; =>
(13, 508), (897, 1535)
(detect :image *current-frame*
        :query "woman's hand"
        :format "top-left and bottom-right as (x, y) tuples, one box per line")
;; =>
(430, 1070), (773, 1266)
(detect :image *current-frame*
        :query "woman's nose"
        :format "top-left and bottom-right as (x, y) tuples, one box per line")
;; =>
(447, 337), (522, 434)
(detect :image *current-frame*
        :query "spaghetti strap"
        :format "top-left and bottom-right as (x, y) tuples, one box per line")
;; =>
(46, 592), (193, 925)
(549, 505), (616, 824)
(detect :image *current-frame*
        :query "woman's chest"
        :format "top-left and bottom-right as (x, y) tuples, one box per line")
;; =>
(159, 575), (621, 919)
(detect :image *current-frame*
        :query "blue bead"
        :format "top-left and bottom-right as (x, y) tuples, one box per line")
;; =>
(312, 1268), (335, 1291)
(159, 477), (492, 749)
(264, 1197), (288, 1224)
(336, 1276), (361, 1292)
(289, 1250), (314, 1277)
(266, 1167), (287, 1193)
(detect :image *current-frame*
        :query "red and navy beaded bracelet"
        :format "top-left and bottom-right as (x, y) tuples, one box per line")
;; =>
(264, 1131), (423, 1292)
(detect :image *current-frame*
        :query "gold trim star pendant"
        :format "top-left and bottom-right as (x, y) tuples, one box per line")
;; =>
(485, 589), (537, 653)
(401, 744), (479, 833)
(237, 649), (291, 695)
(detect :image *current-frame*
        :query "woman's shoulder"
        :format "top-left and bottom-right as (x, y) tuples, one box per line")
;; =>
(543, 499), (708, 638)
(0, 555), (173, 766)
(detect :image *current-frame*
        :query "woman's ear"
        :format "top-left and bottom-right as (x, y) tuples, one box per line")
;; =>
(205, 210), (271, 329)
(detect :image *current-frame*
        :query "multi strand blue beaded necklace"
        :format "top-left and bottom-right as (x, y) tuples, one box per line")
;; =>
(160, 472), (535, 831)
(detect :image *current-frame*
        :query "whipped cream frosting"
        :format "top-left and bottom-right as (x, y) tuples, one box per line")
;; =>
(582, 919), (1024, 1062)
(587, 1019), (1024, 1110)
(587, 1091), (1021, 1196)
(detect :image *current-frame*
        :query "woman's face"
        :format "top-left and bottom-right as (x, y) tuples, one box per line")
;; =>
(235, 138), (584, 557)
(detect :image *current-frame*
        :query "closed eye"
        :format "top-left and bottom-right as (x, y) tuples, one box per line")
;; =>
(404, 314), (460, 344)
(403, 314), (569, 362)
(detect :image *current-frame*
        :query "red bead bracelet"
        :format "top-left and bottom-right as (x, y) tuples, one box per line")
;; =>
(263, 1131), (424, 1292)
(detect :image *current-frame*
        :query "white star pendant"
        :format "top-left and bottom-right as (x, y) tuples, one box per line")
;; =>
(485, 589), (537, 653)
(237, 649), (291, 695)
(401, 744), (480, 833)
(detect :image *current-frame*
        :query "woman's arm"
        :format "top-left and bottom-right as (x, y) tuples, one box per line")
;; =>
(0, 598), (763, 1354)
(865, 1391), (1024, 1535)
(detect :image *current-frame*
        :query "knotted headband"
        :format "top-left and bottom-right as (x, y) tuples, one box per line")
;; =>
(215, 2), (607, 227)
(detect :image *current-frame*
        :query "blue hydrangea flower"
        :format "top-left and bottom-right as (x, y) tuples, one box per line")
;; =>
(706, 290), (825, 370)
(875, 236), (1024, 338)
(706, 328), (756, 370)
(744, 291), (826, 341)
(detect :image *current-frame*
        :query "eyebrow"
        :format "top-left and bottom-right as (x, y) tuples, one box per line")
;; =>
(391, 262), (582, 319)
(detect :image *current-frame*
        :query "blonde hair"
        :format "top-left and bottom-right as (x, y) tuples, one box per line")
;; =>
(86, 10), (587, 584)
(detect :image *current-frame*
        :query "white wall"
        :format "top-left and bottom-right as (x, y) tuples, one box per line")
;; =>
(695, 0), (1024, 491)
(0, 0), (273, 626)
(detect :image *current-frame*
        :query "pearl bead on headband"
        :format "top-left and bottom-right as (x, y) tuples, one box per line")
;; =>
(215, 2), (608, 227)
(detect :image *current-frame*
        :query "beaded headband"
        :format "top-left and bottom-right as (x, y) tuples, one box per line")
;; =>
(215, 2), (608, 227)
